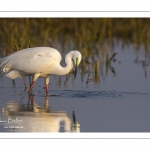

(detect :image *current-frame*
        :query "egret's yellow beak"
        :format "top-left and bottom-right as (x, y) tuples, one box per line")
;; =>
(74, 58), (78, 79)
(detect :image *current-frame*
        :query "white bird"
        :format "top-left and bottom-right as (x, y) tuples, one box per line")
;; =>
(0, 47), (82, 95)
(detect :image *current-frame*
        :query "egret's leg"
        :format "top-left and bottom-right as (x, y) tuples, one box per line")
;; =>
(29, 76), (32, 86)
(12, 79), (15, 86)
(45, 76), (50, 95)
(46, 85), (48, 94)
(22, 77), (27, 90)
(28, 81), (35, 93)
(44, 96), (49, 109)
(28, 73), (40, 93)
(29, 93), (34, 103)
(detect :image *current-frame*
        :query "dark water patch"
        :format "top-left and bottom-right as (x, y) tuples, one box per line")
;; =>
(44, 90), (150, 100)
(0, 87), (150, 100)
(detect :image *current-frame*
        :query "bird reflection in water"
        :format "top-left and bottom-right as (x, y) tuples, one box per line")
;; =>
(2, 95), (80, 132)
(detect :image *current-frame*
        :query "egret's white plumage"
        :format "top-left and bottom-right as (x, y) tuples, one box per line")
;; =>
(0, 47), (82, 94)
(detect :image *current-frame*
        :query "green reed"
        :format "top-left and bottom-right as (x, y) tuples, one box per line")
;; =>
(1, 18), (150, 55)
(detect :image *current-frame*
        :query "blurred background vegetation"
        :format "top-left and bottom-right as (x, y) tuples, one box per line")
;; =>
(0, 18), (150, 84)
(0, 18), (150, 55)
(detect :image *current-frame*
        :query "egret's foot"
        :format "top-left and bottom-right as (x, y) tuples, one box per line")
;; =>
(28, 90), (33, 94)
(45, 95), (50, 98)
(29, 94), (34, 103)
(46, 94), (50, 97)
(29, 93), (35, 96)
(24, 86), (27, 92)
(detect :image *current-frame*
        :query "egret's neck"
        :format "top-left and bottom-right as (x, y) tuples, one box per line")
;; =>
(54, 53), (73, 76)
(63, 55), (73, 75)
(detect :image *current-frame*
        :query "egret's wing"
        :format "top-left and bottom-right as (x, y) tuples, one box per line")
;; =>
(0, 47), (61, 73)
(13, 54), (55, 73)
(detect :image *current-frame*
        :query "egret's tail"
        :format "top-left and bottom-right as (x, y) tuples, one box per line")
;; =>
(0, 57), (8, 76)
(0, 67), (11, 77)
(6, 70), (24, 79)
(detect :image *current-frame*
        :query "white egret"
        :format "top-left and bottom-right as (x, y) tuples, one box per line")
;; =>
(0, 47), (82, 95)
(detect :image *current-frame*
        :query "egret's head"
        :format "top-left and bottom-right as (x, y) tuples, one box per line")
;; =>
(72, 51), (82, 78)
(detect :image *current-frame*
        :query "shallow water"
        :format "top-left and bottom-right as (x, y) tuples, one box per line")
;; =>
(0, 43), (150, 132)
